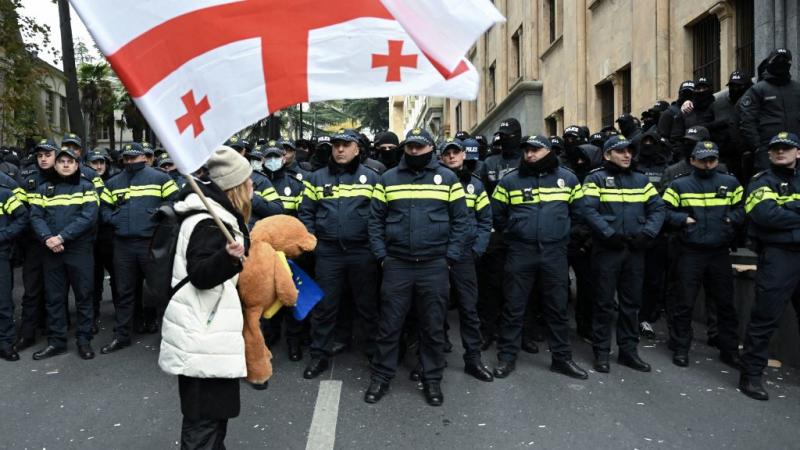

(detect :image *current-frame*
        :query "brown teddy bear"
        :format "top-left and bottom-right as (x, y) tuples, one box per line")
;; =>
(237, 215), (317, 386)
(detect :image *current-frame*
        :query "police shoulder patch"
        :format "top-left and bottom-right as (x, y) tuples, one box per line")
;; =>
(587, 166), (605, 174)
(741, 95), (753, 107)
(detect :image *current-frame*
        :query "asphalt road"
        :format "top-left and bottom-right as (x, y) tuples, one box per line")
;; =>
(2, 274), (799, 450)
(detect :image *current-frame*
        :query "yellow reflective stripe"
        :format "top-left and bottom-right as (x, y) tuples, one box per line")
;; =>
(280, 196), (299, 210)
(92, 177), (104, 189)
(465, 193), (477, 209)
(732, 185), (744, 204)
(33, 191), (98, 207)
(373, 184), (386, 203)
(302, 182), (319, 201)
(384, 184), (450, 193)
(583, 182), (600, 197)
(745, 186), (778, 213)
(260, 187), (280, 202)
(386, 190), (449, 201)
(12, 187), (28, 203)
(475, 191), (490, 211)
(492, 185), (510, 204)
(161, 180), (178, 198)
(595, 184), (658, 203)
(100, 188), (115, 205)
(311, 184), (374, 200)
(506, 187), (572, 204)
(569, 184), (583, 203)
(3, 195), (23, 214)
(662, 188), (680, 207)
(449, 183), (465, 202)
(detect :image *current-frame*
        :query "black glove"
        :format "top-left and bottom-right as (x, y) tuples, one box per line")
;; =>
(630, 233), (654, 250)
(602, 232), (629, 249)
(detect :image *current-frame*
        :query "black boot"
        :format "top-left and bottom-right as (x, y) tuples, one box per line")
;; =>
(738, 374), (768, 401)
(551, 359), (588, 379)
(364, 381), (389, 404)
(493, 360), (516, 378)
(422, 383), (443, 406)
(618, 351), (652, 372)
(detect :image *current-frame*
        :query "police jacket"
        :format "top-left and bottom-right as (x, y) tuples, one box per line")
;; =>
(250, 171), (283, 227)
(457, 170), (492, 257)
(298, 160), (379, 253)
(0, 184), (29, 255)
(1, 170), (26, 204)
(264, 166), (305, 215)
(663, 169), (744, 249)
(737, 76), (800, 153)
(744, 165), (800, 247)
(101, 163), (179, 238)
(582, 161), (666, 240)
(492, 156), (584, 246)
(284, 160), (311, 183)
(368, 156), (469, 263)
(81, 164), (105, 194)
(29, 171), (98, 246)
(480, 151), (520, 194)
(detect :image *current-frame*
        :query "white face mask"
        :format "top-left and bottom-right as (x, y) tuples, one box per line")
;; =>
(250, 159), (262, 171)
(264, 157), (283, 172)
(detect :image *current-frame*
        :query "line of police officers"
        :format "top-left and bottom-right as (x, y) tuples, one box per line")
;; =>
(0, 109), (797, 407)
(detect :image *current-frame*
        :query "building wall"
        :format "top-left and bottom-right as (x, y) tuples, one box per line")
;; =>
(397, 0), (796, 140)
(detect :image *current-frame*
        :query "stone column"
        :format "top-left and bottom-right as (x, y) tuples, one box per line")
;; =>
(711, 1), (734, 85)
(656, 0), (671, 99)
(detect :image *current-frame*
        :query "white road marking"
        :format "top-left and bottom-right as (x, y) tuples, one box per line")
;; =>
(305, 380), (343, 450)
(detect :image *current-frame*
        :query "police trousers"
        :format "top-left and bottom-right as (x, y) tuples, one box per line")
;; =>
(448, 253), (483, 364)
(43, 242), (94, 348)
(0, 256), (14, 347)
(18, 239), (45, 340)
(310, 246), (379, 360)
(741, 247), (800, 380)
(371, 257), (448, 384)
(498, 243), (571, 362)
(670, 246), (739, 354)
(591, 245), (645, 357)
(112, 237), (152, 342)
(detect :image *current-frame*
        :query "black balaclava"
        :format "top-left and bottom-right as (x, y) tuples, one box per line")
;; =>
(729, 84), (750, 104)
(498, 118), (521, 159)
(125, 160), (146, 172)
(617, 115), (638, 137)
(693, 163), (716, 179)
(677, 88), (694, 105)
(693, 85), (714, 110)
(765, 49), (792, 84)
(518, 149), (558, 177)
(403, 151), (433, 171)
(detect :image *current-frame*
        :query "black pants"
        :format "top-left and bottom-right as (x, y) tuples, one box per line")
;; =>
(498, 243), (571, 362)
(639, 238), (668, 323)
(93, 236), (118, 319)
(43, 242), (94, 348)
(670, 247), (739, 354)
(591, 246), (645, 357)
(448, 253), (483, 364)
(310, 248), (379, 360)
(181, 418), (227, 450)
(18, 239), (46, 340)
(741, 247), (800, 380)
(112, 237), (152, 343)
(477, 233), (506, 339)
(0, 256), (13, 347)
(569, 245), (594, 337)
(371, 257), (448, 384)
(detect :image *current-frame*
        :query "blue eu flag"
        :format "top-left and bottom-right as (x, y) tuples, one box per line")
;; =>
(288, 260), (324, 320)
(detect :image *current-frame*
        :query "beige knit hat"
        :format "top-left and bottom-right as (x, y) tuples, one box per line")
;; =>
(207, 146), (252, 191)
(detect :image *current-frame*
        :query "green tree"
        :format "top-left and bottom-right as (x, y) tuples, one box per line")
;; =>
(77, 62), (114, 148)
(342, 98), (389, 132)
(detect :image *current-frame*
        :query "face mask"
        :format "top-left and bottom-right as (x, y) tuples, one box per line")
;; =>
(125, 161), (146, 172)
(695, 167), (715, 178)
(250, 160), (262, 171)
(693, 90), (714, 109)
(404, 151), (432, 170)
(264, 157), (283, 172)
(378, 149), (398, 166)
(639, 143), (658, 157)
(767, 60), (791, 78)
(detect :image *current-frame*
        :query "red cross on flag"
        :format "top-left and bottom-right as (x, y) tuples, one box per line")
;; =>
(69, 0), (504, 174)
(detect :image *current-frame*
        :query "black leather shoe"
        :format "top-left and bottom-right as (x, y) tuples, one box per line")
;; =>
(0, 347), (20, 361)
(78, 343), (95, 360)
(493, 360), (516, 378)
(593, 356), (610, 373)
(32, 345), (66, 360)
(672, 353), (689, 367)
(409, 365), (422, 382)
(551, 359), (588, 379)
(288, 343), (303, 362)
(100, 339), (130, 354)
(521, 339), (539, 354)
(13, 337), (35, 352)
(303, 358), (329, 379)
(249, 380), (269, 390)
(618, 351), (652, 372)
(720, 351), (742, 370)
(739, 374), (769, 401)
(423, 383), (443, 406)
(364, 381), (389, 404)
(464, 363), (494, 382)
(331, 342), (349, 355)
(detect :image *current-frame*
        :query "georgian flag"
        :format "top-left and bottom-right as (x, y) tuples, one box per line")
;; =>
(69, 0), (504, 174)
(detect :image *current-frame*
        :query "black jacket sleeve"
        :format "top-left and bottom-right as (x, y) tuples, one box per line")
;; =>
(186, 219), (242, 290)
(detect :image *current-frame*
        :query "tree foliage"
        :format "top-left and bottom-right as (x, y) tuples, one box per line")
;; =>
(77, 61), (115, 148)
(342, 98), (389, 132)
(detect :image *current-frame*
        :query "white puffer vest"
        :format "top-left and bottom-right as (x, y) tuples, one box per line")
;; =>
(158, 193), (247, 379)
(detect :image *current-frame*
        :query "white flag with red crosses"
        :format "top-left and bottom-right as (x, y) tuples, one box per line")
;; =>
(69, 0), (504, 174)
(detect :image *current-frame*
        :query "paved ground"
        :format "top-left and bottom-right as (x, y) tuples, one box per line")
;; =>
(2, 274), (799, 450)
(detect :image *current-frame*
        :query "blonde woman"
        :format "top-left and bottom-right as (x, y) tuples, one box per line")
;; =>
(159, 146), (252, 450)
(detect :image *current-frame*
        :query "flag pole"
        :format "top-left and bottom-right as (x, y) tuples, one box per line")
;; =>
(184, 174), (237, 244)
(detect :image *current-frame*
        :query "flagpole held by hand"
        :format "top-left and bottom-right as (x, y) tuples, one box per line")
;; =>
(184, 174), (246, 263)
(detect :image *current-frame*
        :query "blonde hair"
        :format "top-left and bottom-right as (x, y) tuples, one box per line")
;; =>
(225, 179), (252, 224)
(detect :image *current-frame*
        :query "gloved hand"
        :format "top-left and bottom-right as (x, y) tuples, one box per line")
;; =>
(630, 233), (654, 250)
(602, 232), (629, 249)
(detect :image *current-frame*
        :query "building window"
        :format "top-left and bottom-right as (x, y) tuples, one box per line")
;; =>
(487, 61), (496, 109)
(45, 91), (55, 127)
(59, 95), (67, 131)
(100, 125), (110, 140)
(511, 26), (523, 81)
(692, 14), (721, 91)
(545, 116), (557, 137)
(598, 81), (614, 128)
(621, 67), (632, 114)
(735, 0), (755, 79)
(454, 102), (462, 132)
(546, 0), (557, 43)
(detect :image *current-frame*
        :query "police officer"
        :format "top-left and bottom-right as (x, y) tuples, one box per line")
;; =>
(365, 128), (469, 406)
(298, 129), (380, 379)
(279, 138), (311, 182)
(374, 131), (402, 169)
(156, 152), (187, 190)
(99, 143), (179, 353)
(658, 80), (695, 151)
(248, 144), (283, 228)
(29, 146), (98, 360)
(13, 139), (58, 352)
(662, 141), (743, 368)
(0, 176), (28, 361)
(491, 135), (588, 380)
(87, 149), (119, 333)
(141, 142), (156, 167)
(261, 140), (307, 360)
(739, 132), (800, 401)
(61, 133), (105, 193)
(439, 137), (493, 382)
(582, 135), (666, 373)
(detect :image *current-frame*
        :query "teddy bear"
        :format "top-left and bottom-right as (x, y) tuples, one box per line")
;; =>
(237, 214), (317, 386)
